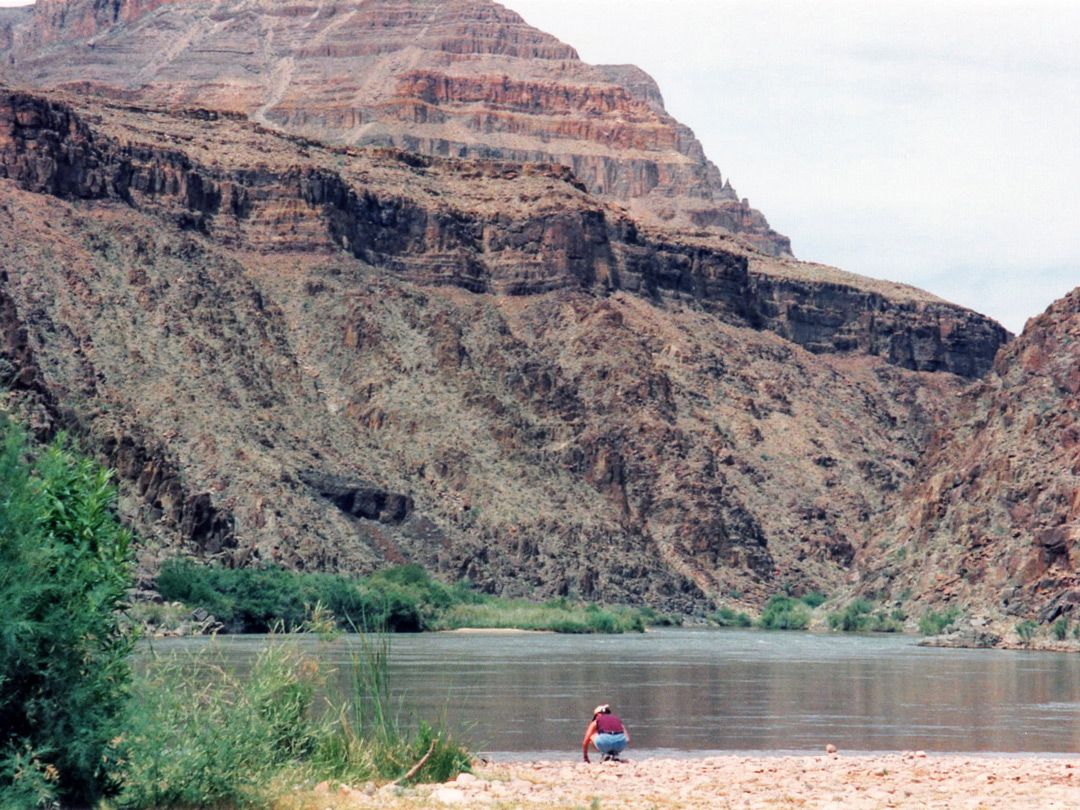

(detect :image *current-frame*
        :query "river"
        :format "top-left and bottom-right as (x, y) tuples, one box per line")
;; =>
(140, 628), (1080, 759)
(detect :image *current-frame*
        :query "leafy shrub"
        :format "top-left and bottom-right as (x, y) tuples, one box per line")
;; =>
(828, 598), (903, 632)
(637, 605), (680, 627)
(710, 607), (753, 628)
(757, 595), (811, 630)
(1052, 619), (1069, 641)
(156, 560), (470, 633)
(800, 592), (827, 608)
(917, 607), (963, 636)
(0, 420), (135, 809)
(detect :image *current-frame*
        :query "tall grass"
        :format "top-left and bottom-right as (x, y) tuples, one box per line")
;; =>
(435, 597), (648, 633)
(122, 623), (471, 809)
(314, 628), (470, 785)
(122, 637), (322, 809)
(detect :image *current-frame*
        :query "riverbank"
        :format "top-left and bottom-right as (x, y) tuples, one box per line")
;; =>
(282, 752), (1079, 809)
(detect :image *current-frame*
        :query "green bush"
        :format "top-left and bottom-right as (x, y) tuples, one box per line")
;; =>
(800, 592), (827, 608)
(1052, 619), (1069, 641)
(757, 595), (811, 630)
(0, 420), (136, 809)
(828, 598), (903, 632)
(156, 560), (469, 633)
(1016, 620), (1038, 642)
(917, 607), (963, 636)
(636, 605), (680, 627)
(158, 558), (655, 635)
(710, 607), (753, 628)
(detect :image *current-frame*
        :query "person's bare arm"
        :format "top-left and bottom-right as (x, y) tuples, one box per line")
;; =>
(582, 719), (598, 762)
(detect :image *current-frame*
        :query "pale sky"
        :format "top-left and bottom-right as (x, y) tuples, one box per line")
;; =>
(501, 0), (1080, 335)
(2, 0), (1077, 333)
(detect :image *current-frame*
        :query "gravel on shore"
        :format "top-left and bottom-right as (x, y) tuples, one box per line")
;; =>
(288, 752), (1080, 809)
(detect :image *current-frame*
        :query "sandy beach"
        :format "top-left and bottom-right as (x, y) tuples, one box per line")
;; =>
(289, 752), (1080, 809)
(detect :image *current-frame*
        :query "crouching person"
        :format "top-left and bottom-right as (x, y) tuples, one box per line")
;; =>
(583, 703), (629, 763)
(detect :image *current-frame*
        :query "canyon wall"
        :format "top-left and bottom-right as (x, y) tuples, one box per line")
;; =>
(0, 89), (1009, 610)
(0, 0), (790, 254)
(859, 287), (1080, 627)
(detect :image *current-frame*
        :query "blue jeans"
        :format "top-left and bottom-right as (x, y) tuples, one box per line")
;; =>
(594, 733), (628, 755)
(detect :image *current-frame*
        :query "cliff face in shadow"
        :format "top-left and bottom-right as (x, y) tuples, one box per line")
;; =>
(0, 89), (1014, 612)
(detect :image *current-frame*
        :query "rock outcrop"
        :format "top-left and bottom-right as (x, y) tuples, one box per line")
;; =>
(0, 91), (1003, 376)
(299, 470), (414, 525)
(0, 88), (1011, 610)
(859, 286), (1080, 624)
(0, 0), (791, 255)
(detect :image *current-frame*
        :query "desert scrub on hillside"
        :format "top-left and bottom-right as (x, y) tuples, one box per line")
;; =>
(756, 595), (812, 630)
(157, 561), (662, 634)
(827, 598), (904, 632)
(709, 607), (753, 627)
(0, 417), (135, 810)
(1015, 619), (1038, 643)
(1052, 618), (1070, 641)
(917, 607), (963, 636)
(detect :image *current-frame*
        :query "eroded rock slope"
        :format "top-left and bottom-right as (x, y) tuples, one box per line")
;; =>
(0, 89), (1010, 610)
(859, 288), (1080, 626)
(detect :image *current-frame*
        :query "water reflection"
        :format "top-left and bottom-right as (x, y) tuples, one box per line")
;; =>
(140, 629), (1080, 757)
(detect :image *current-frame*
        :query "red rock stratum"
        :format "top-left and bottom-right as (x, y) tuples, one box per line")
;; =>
(0, 0), (791, 254)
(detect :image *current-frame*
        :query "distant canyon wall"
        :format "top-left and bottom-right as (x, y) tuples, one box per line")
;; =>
(0, 90), (1005, 376)
(0, 0), (790, 254)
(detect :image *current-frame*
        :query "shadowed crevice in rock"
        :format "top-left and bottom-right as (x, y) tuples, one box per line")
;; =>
(298, 469), (413, 524)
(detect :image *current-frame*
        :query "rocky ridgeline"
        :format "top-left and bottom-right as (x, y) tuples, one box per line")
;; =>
(0, 0), (790, 254)
(0, 91), (1005, 377)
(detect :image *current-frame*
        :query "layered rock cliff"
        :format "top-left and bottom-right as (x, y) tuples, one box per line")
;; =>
(0, 88), (1009, 609)
(0, 0), (791, 255)
(858, 288), (1080, 627)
